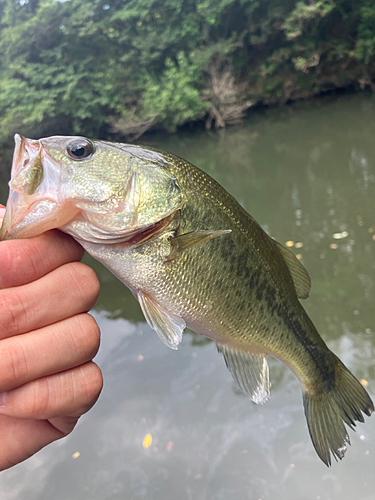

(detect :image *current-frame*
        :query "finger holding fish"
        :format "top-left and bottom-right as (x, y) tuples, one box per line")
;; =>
(0, 207), (103, 471)
(0, 228), (84, 289)
(0, 358), (102, 471)
(0, 361), (103, 421)
(0, 261), (100, 338)
(0, 313), (100, 392)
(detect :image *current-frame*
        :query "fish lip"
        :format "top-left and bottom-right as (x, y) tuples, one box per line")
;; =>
(0, 135), (42, 239)
(0, 134), (78, 240)
(0, 196), (46, 240)
(11, 134), (42, 179)
(12, 133), (26, 176)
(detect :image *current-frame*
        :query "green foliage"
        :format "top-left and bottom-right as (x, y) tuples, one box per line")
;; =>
(141, 52), (211, 131)
(284, 0), (335, 40)
(355, 1), (375, 64)
(0, 0), (375, 143)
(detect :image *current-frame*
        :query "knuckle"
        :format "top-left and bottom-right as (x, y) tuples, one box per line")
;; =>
(66, 262), (100, 306)
(3, 362), (103, 419)
(15, 378), (49, 418)
(0, 344), (25, 389)
(0, 289), (30, 336)
(0, 239), (42, 288)
(76, 363), (103, 414)
(87, 363), (103, 399)
(70, 313), (101, 360)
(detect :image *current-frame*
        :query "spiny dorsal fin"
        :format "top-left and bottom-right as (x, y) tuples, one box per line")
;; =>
(217, 343), (270, 404)
(138, 292), (185, 350)
(167, 229), (231, 261)
(274, 240), (311, 299)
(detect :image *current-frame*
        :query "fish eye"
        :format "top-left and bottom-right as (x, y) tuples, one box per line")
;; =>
(66, 138), (95, 161)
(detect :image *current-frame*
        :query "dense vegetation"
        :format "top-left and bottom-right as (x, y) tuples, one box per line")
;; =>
(1, 0), (375, 144)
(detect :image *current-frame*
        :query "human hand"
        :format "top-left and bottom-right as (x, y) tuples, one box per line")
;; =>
(0, 205), (102, 471)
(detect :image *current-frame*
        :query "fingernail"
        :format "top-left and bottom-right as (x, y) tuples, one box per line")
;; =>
(0, 392), (7, 407)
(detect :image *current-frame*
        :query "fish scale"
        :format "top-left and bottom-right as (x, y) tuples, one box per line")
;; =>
(1, 134), (373, 466)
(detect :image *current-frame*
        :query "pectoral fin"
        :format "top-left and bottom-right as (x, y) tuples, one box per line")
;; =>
(217, 343), (270, 404)
(138, 292), (186, 350)
(274, 241), (311, 299)
(167, 229), (232, 261)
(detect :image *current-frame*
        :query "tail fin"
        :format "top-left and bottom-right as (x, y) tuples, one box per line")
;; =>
(303, 357), (374, 466)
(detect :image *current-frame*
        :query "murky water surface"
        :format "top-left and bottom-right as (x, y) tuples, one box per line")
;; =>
(1, 93), (375, 499)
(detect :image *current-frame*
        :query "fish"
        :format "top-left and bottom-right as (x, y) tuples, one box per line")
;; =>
(1, 134), (373, 466)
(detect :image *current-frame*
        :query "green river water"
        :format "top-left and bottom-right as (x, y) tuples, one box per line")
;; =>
(0, 92), (375, 499)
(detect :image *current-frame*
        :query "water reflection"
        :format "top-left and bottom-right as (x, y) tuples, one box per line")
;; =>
(0, 93), (375, 499)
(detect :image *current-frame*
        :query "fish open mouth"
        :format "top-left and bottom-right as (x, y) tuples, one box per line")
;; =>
(0, 135), (79, 240)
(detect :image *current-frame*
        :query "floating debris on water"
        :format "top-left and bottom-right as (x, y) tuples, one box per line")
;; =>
(295, 242), (303, 249)
(142, 434), (152, 449)
(361, 379), (369, 387)
(72, 452), (80, 459)
(285, 240), (294, 247)
(330, 243), (338, 249)
(137, 354), (144, 361)
(333, 231), (348, 239)
(166, 441), (174, 452)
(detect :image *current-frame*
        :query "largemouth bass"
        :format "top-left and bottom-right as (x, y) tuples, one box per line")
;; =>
(1, 134), (373, 465)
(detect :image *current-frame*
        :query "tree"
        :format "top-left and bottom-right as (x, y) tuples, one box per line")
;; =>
(0, 0), (375, 144)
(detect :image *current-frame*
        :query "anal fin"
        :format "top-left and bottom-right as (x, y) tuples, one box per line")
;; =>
(138, 292), (186, 350)
(217, 343), (270, 404)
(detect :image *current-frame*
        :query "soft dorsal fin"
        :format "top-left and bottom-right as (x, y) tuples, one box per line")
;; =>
(138, 292), (186, 350)
(274, 241), (311, 299)
(217, 343), (270, 404)
(167, 229), (231, 261)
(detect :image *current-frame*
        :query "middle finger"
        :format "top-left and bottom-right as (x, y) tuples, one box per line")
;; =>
(0, 262), (100, 338)
(0, 313), (100, 392)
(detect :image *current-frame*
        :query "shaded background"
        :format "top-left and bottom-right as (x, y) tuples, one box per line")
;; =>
(0, 93), (375, 499)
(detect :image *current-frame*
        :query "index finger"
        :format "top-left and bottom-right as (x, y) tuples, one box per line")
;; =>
(0, 229), (85, 289)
